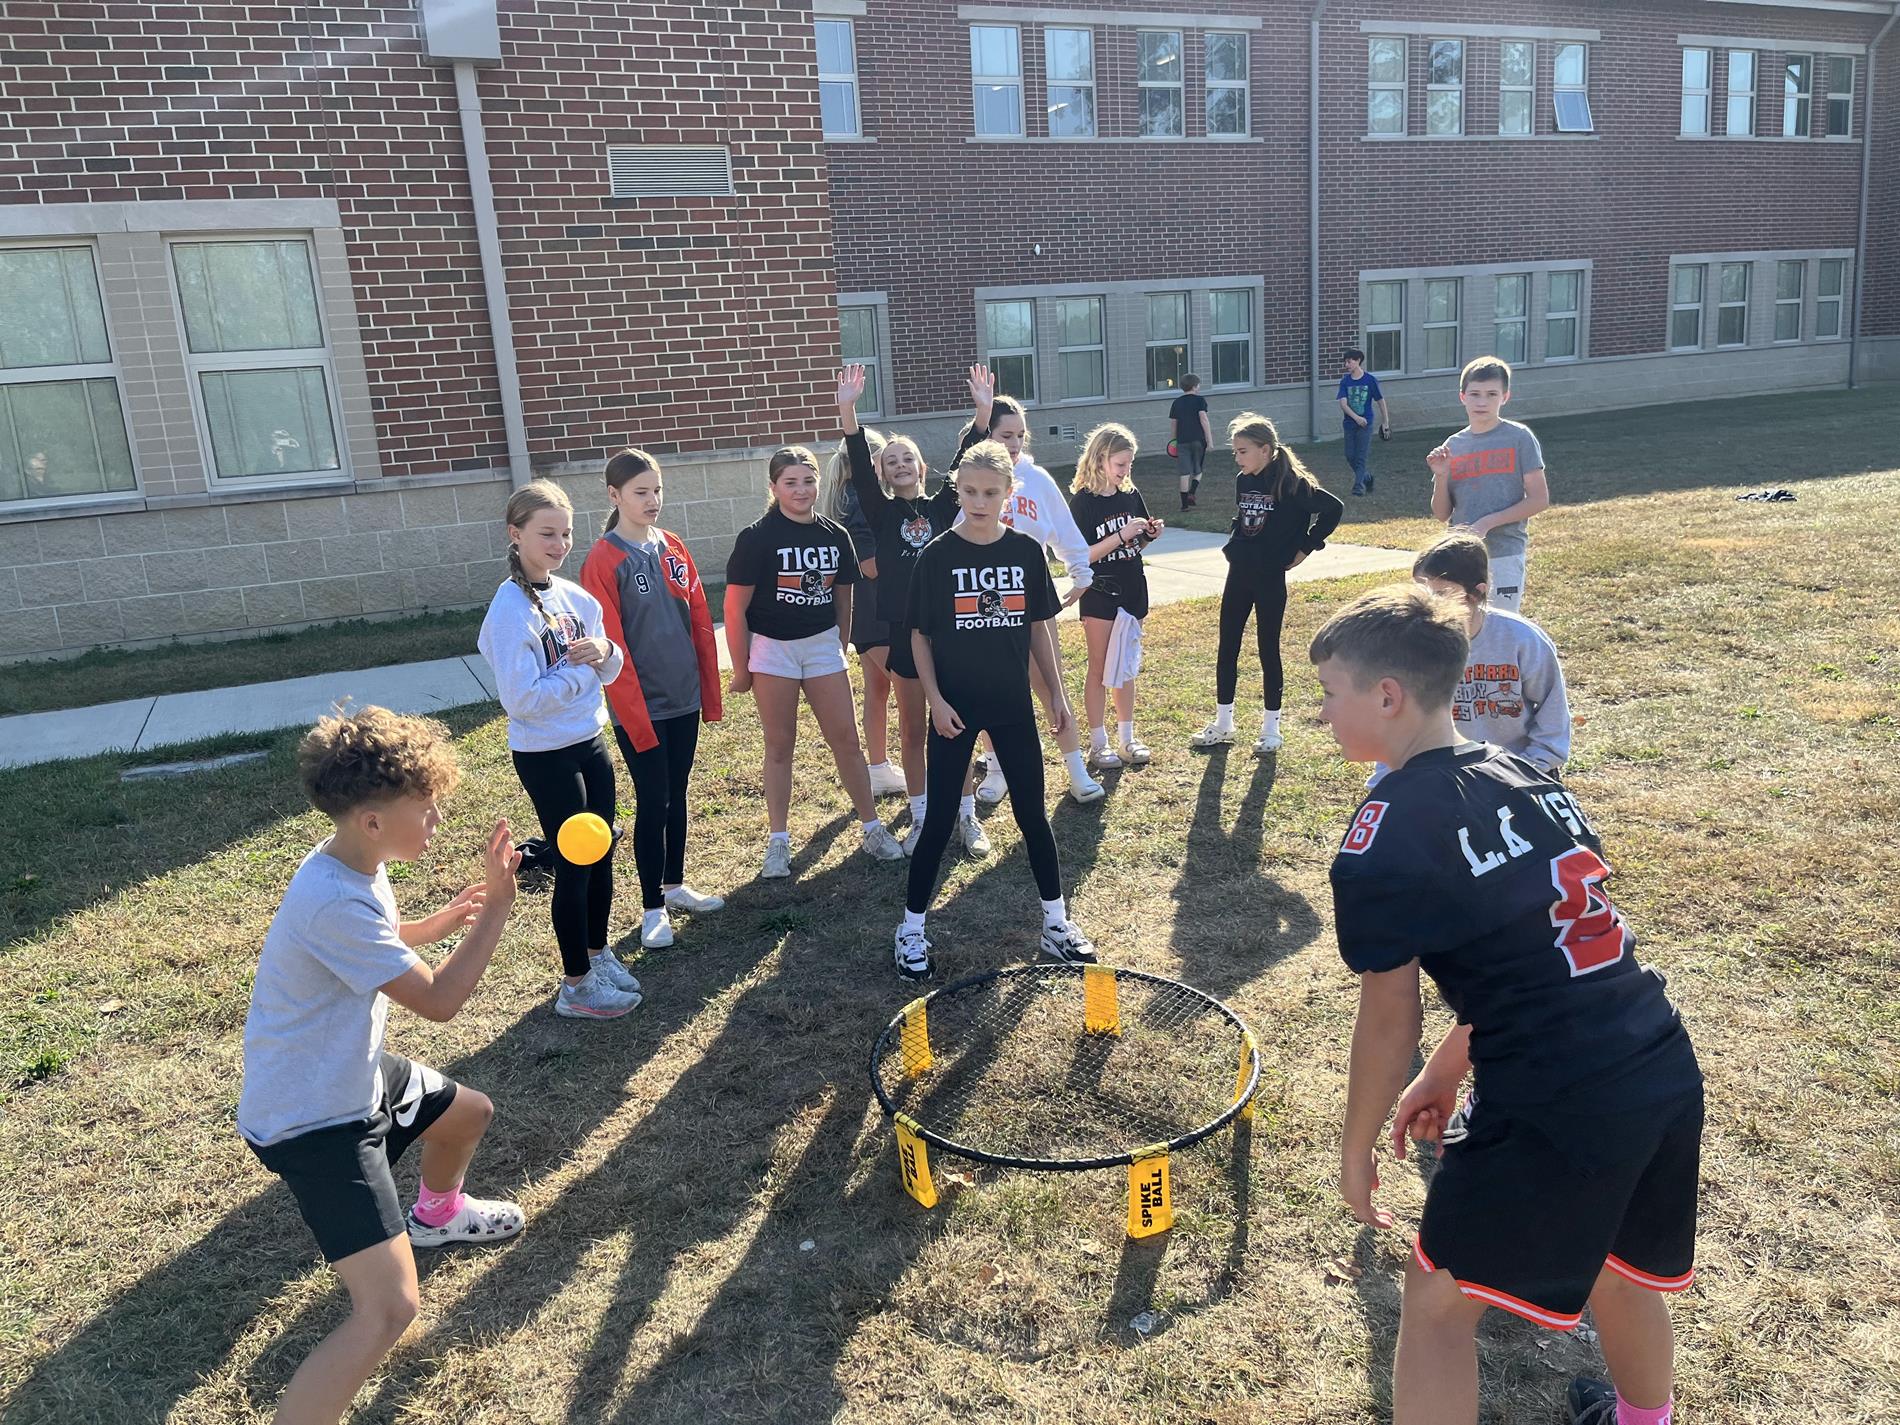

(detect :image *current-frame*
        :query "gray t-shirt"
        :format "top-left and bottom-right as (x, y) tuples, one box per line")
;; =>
(1443, 418), (1545, 559)
(237, 841), (421, 1146)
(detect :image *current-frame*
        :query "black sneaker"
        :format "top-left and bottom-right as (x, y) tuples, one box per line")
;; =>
(1565, 1378), (1618, 1424)
(894, 925), (932, 981)
(1039, 920), (1098, 965)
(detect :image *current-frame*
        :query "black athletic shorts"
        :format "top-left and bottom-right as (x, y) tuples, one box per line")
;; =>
(248, 1053), (460, 1263)
(1078, 582), (1149, 623)
(1413, 1084), (1703, 1330)
(850, 573), (890, 655)
(885, 620), (918, 680)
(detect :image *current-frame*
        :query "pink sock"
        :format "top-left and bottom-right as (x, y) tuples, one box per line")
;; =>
(413, 1180), (465, 1228)
(1617, 1397), (1671, 1425)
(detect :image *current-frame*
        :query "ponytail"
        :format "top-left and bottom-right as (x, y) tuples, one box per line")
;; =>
(1227, 411), (1320, 504)
(603, 447), (660, 534)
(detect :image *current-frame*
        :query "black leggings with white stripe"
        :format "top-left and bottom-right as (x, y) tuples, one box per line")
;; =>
(511, 733), (616, 978)
(905, 719), (1061, 914)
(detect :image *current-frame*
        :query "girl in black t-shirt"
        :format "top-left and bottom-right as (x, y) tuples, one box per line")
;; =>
(723, 447), (907, 879)
(820, 427), (906, 808)
(1189, 412), (1344, 758)
(1068, 422), (1164, 773)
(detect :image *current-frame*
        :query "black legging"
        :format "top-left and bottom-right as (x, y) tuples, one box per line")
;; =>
(906, 719), (1061, 914)
(511, 733), (617, 978)
(612, 712), (700, 911)
(1215, 562), (1290, 709)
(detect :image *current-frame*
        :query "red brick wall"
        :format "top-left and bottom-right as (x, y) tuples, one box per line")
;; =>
(1863, 31), (1900, 341)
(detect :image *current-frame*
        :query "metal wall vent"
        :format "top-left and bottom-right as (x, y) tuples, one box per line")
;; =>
(607, 145), (735, 198)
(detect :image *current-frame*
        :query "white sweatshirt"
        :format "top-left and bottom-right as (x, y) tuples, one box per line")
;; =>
(955, 454), (1094, 589)
(477, 576), (625, 752)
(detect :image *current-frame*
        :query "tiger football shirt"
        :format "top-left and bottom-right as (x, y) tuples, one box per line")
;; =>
(906, 527), (1060, 731)
(725, 506), (859, 642)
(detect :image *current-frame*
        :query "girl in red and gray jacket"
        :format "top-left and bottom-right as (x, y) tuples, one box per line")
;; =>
(580, 448), (725, 951)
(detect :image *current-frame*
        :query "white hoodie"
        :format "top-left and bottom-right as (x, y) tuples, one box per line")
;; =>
(956, 454), (1094, 590)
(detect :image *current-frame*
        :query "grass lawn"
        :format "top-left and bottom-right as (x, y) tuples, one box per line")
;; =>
(0, 387), (1896, 1422)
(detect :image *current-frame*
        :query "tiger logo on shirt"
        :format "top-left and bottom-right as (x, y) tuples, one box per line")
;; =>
(539, 611), (584, 670)
(774, 545), (841, 607)
(1237, 489), (1273, 537)
(901, 514), (933, 550)
(952, 565), (1028, 629)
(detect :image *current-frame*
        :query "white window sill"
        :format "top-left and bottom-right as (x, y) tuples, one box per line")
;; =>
(1362, 131), (1598, 141)
(824, 133), (876, 143)
(0, 492), (146, 525)
(205, 472), (352, 499)
(1677, 134), (1860, 144)
(967, 134), (1264, 145)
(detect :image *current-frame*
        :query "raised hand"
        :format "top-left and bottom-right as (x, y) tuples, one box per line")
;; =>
(967, 363), (995, 411)
(836, 364), (866, 410)
(482, 819), (520, 903)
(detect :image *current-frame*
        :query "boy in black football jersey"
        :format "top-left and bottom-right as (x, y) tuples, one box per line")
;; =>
(1311, 585), (1702, 1425)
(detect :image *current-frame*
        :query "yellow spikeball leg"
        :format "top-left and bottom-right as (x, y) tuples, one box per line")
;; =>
(1127, 1148), (1172, 1238)
(895, 1116), (938, 1208)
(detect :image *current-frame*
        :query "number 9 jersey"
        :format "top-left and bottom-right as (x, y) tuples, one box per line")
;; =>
(1329, 742), (1700, 1113)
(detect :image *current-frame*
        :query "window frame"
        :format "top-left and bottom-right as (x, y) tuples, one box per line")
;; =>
(1209, 287), (1253, 388)
(1421, 277), (1461, 372)
(1205, 30), (1250, 139)
(1774, 260), (1804, 343)
(1681, 47), (1712, 136)
(1782, 53), (1812, 138)
(838, 303), (883, 418)
(1816, 258), (1846, 339)
(1553, 42), (1593, 132)
(1545, 270), (1582, 361)
(1498, 39), (1535, 136)
(815, 19), (861, 139)
(1043, 25), (1097, 140)
(1726, 49), (1756, 137)
(1136, 28), (1185, 139)
(1367, 36), (1408, 136)
(1426, 37), (1465, 137)
(1716, 261), (1750, 348)
(970, 24), (1025, 139)
(1143, 290), (1189, 394)
(0, 238), (141, 510)
(1669, 263), (1706, 352)
(1825, 55), (1853, 138)
(984, 297), (1037, 403)
(1364, 280), (1405, 374)
(1053, 294), (1106, 403)
(167, 232), (350, 491)
(1492, 272), (1529, 365)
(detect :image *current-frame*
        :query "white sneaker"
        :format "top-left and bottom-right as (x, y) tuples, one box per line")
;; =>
(639, 909), (674, 949)
(893, 925), (932, 981)
(555, 968), (642, 1019)
(1038, 919), (1099, 965)
(1253, 726), (1283, 756)
(664, 885), (725, 914)
(1069, 770), (1106, 805)
(761, 839), (793, 879)
(1190, 720), (1236, 748)
(868, 762), (908, 797)
(976, 764), (1009, 805)
(407, 1196), (525, 1249)
(590, 947), (642, 994)
(901, 821), (923, 856)
(1120, 738), (1152, 766)
(956, 813), (991, 857)
(1088, 743), (1124, 771)
(861, 822), (906, 861)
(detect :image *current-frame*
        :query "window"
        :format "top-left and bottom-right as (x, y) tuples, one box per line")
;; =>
(1138, 30), (1184, 137)
(1775, 261), (1804, 341)
(1206, 32), (1249, 137)
(1499, 40), (1534, 135)
(1145, 292), (1188, 392)
(1366, 280), (1404, 371)
(1546, 271), (1581, 359)
(1717, 262), (1750, 346)
(1816, 258), (1845, 338)
(0, 244), (136, 505)
(1493, 274), (1528, 364)
(1670, 264), (1705, 350)
(1825, 56), (1853, 138)
(1422, 278), (1460, 370)
(1726, 50), (1756, 136)
(839, 306), (881, 416)
(1211, 289), (1252, 386)
(815, 21), (860, 138)
(1681, 48), (1711, 135)
(1054, 296), (1105, 401)
(970, 25), (1023, 138)
(1554, 43), (1592, 131)
(985, 299), (1036, 401)
(1044, 27), (1095, 139)
(1367, 38), (1407, 135)
(172, 238), (342, 484)
(1427, 40), (1464, 135)
(1782, 54), (1812, 138)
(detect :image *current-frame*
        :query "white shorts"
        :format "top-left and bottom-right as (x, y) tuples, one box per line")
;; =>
(749, 629), (847, 680)
(1487, 554), (1526, 613)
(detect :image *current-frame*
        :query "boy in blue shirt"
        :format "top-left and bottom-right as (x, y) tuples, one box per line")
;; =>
(1337, 348), (1389, 496)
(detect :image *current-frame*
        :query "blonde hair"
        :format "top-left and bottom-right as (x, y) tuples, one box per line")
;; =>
(298, 705), (462, 817)
(1071, 422), (1138, 495)
(603, 447), (659, 534)
(1226, 411), (1321, 505)
(822, 427), (886, 523)
(956, 439), (1015, 487)
(504, 479), (574, 625)
(765, 446), (821, 509)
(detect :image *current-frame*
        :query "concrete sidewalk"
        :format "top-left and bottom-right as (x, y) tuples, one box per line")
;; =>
(0, 531), (1411, 770)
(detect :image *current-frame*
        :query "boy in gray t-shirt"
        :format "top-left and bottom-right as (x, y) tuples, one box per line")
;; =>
(239, 707), (524, 1425)
(1427, 356), (1550, 612)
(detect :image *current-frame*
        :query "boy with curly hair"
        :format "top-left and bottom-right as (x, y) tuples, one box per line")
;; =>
(238, 706), (523, 1425)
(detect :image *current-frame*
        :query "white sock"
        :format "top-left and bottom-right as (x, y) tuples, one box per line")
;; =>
(959, 794), (976, 819)
(1040, 896), (1067, 929)
(1117, 720), (1134, 746)
(1263, 709), (1282, 732)
(768, 830), (791, 846)
(868, 760), (890, 776)
(902, 907), (926, 934)
(1090, 725), (1108, 751)
(1064, 749), (1089, 782)
(909, 794), (927, 822)
(860, 817), (884, 835)
(1213, 702), (1235, 731)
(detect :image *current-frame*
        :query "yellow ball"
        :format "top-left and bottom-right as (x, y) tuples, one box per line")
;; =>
(556, 812), (613, 866)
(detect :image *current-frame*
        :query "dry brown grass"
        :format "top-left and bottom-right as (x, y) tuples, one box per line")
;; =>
(2, 394), (1898, 1422)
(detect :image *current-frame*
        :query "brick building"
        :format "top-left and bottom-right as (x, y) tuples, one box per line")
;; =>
(0, 0), (1894, 658)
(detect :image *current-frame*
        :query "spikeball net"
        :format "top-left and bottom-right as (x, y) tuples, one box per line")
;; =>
(869, 964), (1260, 1235)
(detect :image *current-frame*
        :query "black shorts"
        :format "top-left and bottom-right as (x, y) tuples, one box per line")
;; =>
(1414, 1085), (1702, 1330)
(885, 621), (918, 680)
(248, 1053), (460, 1263)
(1078, 583), (1149, 623)
(851, 574), (890, 654)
